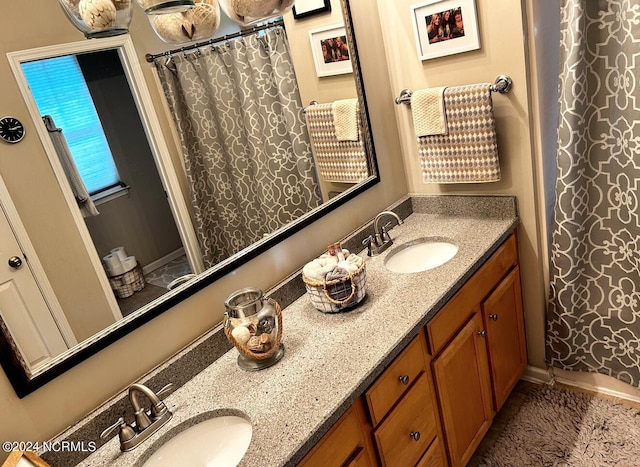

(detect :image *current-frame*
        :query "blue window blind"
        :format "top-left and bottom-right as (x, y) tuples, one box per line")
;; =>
(21, 55), (120, 194)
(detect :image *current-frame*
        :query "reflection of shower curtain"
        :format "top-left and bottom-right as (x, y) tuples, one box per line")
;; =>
(42, 115), (99, 217)
(547, 1), (640, 386)
(155, 27), (322, 268)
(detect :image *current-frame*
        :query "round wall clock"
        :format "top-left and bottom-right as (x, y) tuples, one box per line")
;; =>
(0, 116), (25, 144)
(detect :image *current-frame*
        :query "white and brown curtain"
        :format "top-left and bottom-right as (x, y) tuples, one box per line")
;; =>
(547, 0), (640, 386)
(155, 27), (321, 268)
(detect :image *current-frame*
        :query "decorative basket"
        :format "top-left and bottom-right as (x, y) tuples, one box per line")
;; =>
(303, 262), (367, 313)
(108, 262), (145, 299)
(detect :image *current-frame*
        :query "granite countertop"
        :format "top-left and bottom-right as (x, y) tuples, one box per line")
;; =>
(76, 206), (518, 467)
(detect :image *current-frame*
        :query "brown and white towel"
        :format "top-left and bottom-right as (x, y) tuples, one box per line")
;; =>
(305, 101), (368, 183)
(416, 83), (500, 183)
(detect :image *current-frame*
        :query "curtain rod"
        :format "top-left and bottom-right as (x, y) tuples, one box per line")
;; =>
(145, 19), (285, 63)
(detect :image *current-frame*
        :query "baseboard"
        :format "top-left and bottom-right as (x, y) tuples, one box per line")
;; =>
(521, 365), (640, 404)
(142, 248), (185, 275)
(521, 365), (553, 384)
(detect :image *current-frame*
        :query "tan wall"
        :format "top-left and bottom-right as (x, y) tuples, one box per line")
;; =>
(284, 0), (360, 201)
(0, 3), (119, 343)
(377, 0), (547, 370)
(0, 0), (407, 456)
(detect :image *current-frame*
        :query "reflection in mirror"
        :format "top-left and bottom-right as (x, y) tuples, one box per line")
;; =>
(0, 0), (378, 397)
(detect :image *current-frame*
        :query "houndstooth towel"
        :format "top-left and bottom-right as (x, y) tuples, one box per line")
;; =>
(305, 102), (368, 183)
(417, 83), (500, 183)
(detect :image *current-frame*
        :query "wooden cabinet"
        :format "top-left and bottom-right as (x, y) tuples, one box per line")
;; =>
(482, 266), (527, 411)
(365, 330), (446, 467)
(302, 232), (525, 467)
(298, 397), (376, 467)
(431, 312), (494, 466)
(427, 233), (526, 467)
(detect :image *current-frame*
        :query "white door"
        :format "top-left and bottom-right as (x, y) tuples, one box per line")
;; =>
(0, 202), (71, 372)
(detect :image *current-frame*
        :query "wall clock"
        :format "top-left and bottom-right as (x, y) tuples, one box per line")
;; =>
(0, 116), (25, 143)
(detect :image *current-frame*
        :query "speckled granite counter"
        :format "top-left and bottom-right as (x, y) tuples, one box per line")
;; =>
(58, 195), (519, 467)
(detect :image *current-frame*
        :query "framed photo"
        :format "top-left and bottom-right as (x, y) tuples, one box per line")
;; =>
(308, 24), (353, 77)
(292, 0), (331, 19)
(411, 0), (480, 61)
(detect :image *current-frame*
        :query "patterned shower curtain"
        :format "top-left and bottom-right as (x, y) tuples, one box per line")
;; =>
(547, 0), (640, 386)
(155, 27), (322, 268)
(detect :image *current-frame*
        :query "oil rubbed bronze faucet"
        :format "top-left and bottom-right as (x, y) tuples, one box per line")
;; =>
(362, 211), (404, 256)
(100, 383), (173, 451)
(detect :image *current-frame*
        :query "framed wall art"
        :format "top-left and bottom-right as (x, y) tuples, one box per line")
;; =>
(293, 0), (331, 19)
(411, 0), (480, 61)
(308, 23), (353, 77)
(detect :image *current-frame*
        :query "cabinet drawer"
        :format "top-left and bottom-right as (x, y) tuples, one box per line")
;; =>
(427, 233), (518, 356)
(365, 331), (428, 426)
(373, 372), (438, 467)
(416, 437), (446, 467)
(299, 398), (373, 467)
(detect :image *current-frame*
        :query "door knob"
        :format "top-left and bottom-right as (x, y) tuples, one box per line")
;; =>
(8, 256), (22, 268)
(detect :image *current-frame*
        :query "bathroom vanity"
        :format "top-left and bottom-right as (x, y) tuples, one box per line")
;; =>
(300, 231), (525, 467)
(45, 195), (523, 467)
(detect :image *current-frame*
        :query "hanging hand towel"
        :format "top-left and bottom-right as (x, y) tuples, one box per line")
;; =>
(411, 87), (448, 136)
(417, 83), (500, 183)
(304, 102), (368, 183)
(42, 115), (100, 216)
(333, 98), (360, 141)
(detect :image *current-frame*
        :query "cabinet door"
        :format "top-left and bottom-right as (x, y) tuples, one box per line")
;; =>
(299, 398), (376, 467)
(482, 266), (527, 411)
(432, 312), (494, 467)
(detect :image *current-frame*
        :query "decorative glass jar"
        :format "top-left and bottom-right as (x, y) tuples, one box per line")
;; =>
(218, 0), (295, 27)
(134, 0), (195, 14)
(224, 288), (284, 371)
(149, 0), (221, 44)
(58, 0), (133, 39)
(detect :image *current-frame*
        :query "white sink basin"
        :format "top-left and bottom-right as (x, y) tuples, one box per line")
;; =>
(384, 237), (458, 273)
(143, 414), (252, 467)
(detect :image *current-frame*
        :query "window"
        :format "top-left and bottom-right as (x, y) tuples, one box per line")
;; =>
(21, 55), (121, 195)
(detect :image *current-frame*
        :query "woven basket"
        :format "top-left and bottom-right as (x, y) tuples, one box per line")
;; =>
(303, 262), (367, 313)
(108, 263), (145, 299)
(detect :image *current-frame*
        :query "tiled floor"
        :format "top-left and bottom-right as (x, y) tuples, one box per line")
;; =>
(115, 255), (193, 316)
(144, 255), (192, 289)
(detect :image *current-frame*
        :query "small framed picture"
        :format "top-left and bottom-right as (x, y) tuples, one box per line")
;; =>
(308, 24), (353, 77)
(293, 0), (331, 19)
(411, 0), (480, 61)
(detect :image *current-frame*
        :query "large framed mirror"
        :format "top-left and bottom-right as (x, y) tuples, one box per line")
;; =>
(0, 0), (378, 397)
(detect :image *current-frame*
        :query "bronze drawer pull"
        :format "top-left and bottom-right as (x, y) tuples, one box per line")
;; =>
(410, 431), (421, 441)
(489, 314), (499, 321)
(398, 375), (410, 385)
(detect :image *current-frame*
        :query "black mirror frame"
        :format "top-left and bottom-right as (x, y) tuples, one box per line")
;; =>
(0, 0), (379, 398)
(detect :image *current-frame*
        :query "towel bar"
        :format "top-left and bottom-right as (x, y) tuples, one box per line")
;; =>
(303, 100), (319, 114)
(395, 74), (513, 105)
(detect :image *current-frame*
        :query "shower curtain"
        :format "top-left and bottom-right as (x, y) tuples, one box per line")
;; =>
(155, 27), (322, 268)
(547, 0), (640, 386)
